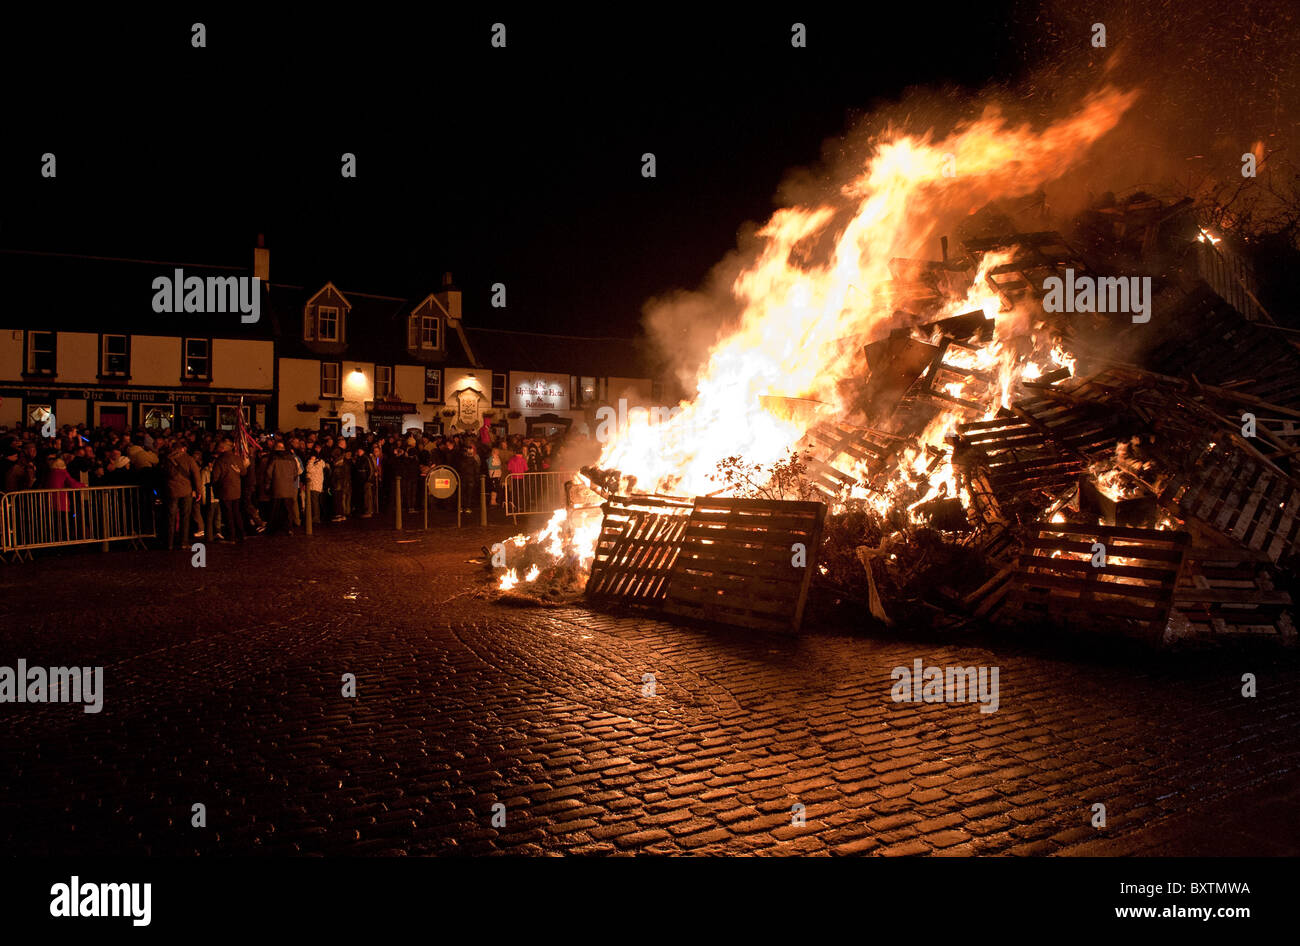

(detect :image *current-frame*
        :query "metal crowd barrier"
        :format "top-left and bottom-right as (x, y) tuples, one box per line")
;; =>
(0, 485), (155, 560)
(504, 470), (575, 524)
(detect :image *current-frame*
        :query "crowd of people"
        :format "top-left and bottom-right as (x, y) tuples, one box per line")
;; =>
(0, 416), (595, 550)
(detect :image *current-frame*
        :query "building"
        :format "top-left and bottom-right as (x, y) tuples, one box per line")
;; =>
(0, 241), (667, 438)
(0, 248), (275, 432)
(271, 263), (664, 439)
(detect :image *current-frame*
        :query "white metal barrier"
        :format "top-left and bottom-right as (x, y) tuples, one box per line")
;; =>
(504, 470), (575, 523)
(0, 485), (155, 559)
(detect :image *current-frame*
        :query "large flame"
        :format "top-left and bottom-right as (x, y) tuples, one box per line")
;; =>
(500, 86), (1138, 589)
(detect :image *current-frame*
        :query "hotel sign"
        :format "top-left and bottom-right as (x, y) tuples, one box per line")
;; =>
(509, 371), (568, 412)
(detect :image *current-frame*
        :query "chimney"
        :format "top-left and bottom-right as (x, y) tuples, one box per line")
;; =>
(254, 233), (270, 283)
(436, 270), (462, 320)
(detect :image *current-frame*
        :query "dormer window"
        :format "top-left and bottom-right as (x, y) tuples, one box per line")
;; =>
(421, 315), (441, 349)
(302, 284), (351, 343)
(318, 306), (339, 341)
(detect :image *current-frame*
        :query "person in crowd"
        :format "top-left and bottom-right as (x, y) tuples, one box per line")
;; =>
(485, 441), (504, 506)
(42, 457), (86, 540)
(163, 439), (202, 551)
(351, 445), (372, 518)
(329, 447), (352, 521)
(210, 440), (246, 544)
(1, 439), (31, 493)
(266, 441), (301, 535)
(455, 440), (480, 515)
(306, 446), (327, 526)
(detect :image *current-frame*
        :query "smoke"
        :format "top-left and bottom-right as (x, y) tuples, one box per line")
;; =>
(639, 0), (1300, 395)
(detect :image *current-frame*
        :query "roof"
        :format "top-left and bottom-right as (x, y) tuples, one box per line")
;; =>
(0, 249), (654, 379)
(465, 327), (652, 377)
(0, 249), (276, 339)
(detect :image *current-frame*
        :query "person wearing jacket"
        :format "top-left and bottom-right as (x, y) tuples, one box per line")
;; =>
(211, 440), (246, 543)
(329, 448), (352, 521)
(163, 443), (202, 551)
(454, 441), (480, 515)
(352, 446), (373, 518)
(267, 441), (301, 535)
(42, 458), (86, 541)
(306, 449), (327, 525)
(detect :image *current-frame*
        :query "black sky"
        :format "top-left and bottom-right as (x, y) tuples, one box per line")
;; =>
(3, 7), (1030, 337)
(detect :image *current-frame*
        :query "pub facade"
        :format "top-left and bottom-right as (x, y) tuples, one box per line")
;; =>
(0, 242), (668, 441)
(0, 249), (275, 433)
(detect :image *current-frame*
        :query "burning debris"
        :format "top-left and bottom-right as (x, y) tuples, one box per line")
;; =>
(486, 87), (1297, 647)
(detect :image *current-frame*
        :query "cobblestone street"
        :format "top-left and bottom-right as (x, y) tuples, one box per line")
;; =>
(2, 521), (1298, 856)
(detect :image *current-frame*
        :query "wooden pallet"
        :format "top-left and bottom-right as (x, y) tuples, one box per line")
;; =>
(1137, 285), (1300, 410)
(585, 495), (695, 608)
(1010, 385), (1134, 460)
(962, 231), (1090, 311)
(663, 497), (827, 632)
(800, 421), (903, 496)
(954, 415), (1087, 510)
(1172, 548), (1295, 638)
(1160, 444), (1300, 563)
(1004, 524), (1191, 641)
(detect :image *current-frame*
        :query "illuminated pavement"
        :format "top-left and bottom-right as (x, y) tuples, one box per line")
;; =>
(1, 521), (1297, 856)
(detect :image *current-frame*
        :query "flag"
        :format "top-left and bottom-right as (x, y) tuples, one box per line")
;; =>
(235, 396), (260, 462)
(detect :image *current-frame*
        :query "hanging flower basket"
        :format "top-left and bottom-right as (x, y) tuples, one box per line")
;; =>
(507, 410), (522, 420)
(441, 409), (456, 418)
(296, 402), (321, 412)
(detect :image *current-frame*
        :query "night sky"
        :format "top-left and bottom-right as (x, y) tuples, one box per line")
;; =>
(2, 7), (1031, 338)
(7, 4), (1293, 337)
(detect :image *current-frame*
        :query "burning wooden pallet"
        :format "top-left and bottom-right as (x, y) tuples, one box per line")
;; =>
(663, 497), (827, 632)
(1173, 548), (1295, 639)
(1011, 380), (1136, 460)
(962, 231), (1090, 311)
(954, 414), (1087, 520)
(800, 420), (904, 498)
(585, 495), (695, 608)
(1004, 524), (1191, 642)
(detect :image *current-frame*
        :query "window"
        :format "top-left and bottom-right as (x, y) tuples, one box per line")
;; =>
(102, 334), (129, 376)
(27, 331), (56, 374)
(492, 372), (508, 406)
(421, 315), (441, 349)
(143, 405), (174, 430)
(321, 362), (341, 398)
(183, 338), (210, 379)
(217, 405), (250, 431)
(27, 403), (54, 428)
(424, 367), (442, 403)
(317, 305), (339, 341)
(423, 421), (443, 437)
(580, 377), (597, 405)
(375, 366), (393, 399)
